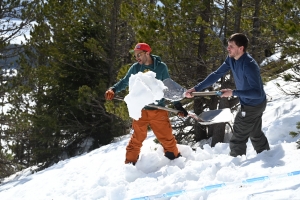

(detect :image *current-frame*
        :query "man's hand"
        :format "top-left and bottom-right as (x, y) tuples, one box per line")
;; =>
(177, 112), (186, 117)
(105, 89), (115, 100)
(174, 102), (188, 117)
(184, 88), (196, 98)
(220, 89), (233, 98)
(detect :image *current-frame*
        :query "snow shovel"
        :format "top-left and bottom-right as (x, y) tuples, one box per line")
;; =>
(113, 96), (181, 114)
(163, 78), (222, 101)
(113, 97), (232, 124)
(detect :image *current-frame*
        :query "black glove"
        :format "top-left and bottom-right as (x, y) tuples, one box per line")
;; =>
(174, 102), (188, 117)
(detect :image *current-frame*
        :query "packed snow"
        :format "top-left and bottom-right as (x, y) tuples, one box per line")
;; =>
(124, 71), (166, 120)
(1, 70), (300, 200)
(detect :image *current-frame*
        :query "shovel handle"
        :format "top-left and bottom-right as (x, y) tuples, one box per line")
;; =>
(113, 97), (181, 114)
(191, 91), (222, 96)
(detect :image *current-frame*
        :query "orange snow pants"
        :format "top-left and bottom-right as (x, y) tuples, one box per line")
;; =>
(125, 109), (179, 164)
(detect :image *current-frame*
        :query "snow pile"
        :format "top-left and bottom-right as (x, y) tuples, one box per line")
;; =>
(124, 71), (166, 120)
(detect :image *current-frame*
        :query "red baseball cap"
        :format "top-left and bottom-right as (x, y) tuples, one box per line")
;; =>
(134, 43), (152, 52)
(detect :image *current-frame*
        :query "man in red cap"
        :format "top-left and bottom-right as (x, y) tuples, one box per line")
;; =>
(105, 42), (187, 165)
(134, 42), (152, 52)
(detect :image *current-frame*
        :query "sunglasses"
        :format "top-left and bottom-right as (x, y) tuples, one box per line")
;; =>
(133, 52), (146, 59)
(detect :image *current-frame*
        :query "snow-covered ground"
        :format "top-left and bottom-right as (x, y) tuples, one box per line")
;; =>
(0, 70), (300, 200)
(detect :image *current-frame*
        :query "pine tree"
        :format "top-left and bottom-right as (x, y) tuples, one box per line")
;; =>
(0, 0), (38, 178)
(5, 0), (131, 170)
(274, 1), (300, 96)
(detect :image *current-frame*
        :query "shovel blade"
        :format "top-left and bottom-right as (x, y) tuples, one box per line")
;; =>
(163, 78), (222, 101)
(163, 78), (186, 101)
(189, 108), (232, 125)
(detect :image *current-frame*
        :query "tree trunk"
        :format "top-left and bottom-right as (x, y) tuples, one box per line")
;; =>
(194, 0), (210, 141)
(108, 0), (120, 87)
(251, 0), (262, 63)
(207, 0), (230, 146)
(234, 0), (243, 33)
(208, 0), (243, 146)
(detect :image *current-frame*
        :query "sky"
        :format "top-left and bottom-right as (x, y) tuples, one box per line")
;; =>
(1, 67), (300, 200)
(3, 19), (34, 45)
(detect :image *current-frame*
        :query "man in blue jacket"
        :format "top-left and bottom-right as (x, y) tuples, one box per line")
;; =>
(105, 43), (187, 165)
(185, 33), (270, 157)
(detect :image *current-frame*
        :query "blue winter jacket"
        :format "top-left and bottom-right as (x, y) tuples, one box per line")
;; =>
(194, 53), (266, 106)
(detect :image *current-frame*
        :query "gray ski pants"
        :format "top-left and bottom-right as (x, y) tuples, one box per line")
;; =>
(229, 100), (270, 157)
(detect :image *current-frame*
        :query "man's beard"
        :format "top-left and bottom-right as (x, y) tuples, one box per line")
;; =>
(228, 52), (234, 58)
